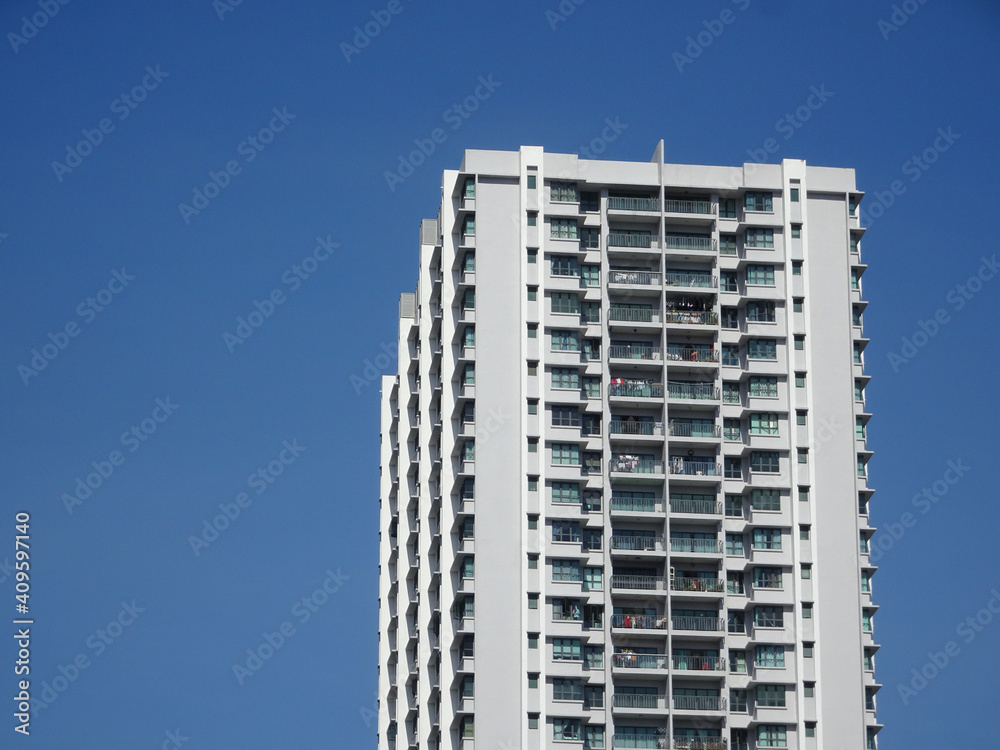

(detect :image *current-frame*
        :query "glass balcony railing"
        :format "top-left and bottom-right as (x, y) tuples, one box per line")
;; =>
(608, 196), (661, 212)
(664, 235), (715, 252)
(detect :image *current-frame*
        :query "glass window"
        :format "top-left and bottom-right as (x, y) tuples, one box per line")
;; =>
(550, 218), (579, 239)
(723, 382), (741, 403)
(551, 255), (580, 277)
(725, 494), (743, 517)
(527, 593), (538, 610)
(725, 457), (742, 479)
(721, 307), (739, 329)
(527, 285), (537, 301)
(552, 559), (582, 581)
(527, 212), (536, 226)
(729, 650), (747, 673)
(462, 556), (475, 578)
(463, 288), (475, 309)
(463, 177), (475, 198)
(747, 301), (775, 322)
(749, 376), (778, 397)
(745, 192), (773, 212)
(729, 609), (746, 632)
(794, 335), (805, 351)
(551, 367), (580, 389)
(551, 406), (580, 427)
(585, 725), (605, 748)
(748, 339), (777, 359)
(801, 565), (812, 579)
(550, 182), (579, 203)
(552, 482), (580, 504)
(724, 418), (741, 441)
(720, 198), (737, 218)
(582, 265), (600, 287)
(552, 520), (581, 542)
(463, 364), (475, 385)
(463, 251), (475, 271)
(754, 606), (783, 628)
(757, 684), (786, 706)
(753, 568), (783, 589)
(583, 567), (603, 590)
(583, 377), (601, 398)
(720, 234), (738, 254)
(551, 330), (579, 351)
(757, 724), (787, 747)
(551, 444), (580, 465)
(851, 234), (860, 253)
(722, 345), (739, 366)
(553, 678), (582, 701)
(551, 293), (579, 314)
(527, 174), (536, 189)
(464, 326), (476, 347)
(791, 224), (801, 238)
(553, 718), (581, 741)
(721, 270), (738, 292)
(753, 528), (782, 550)
(463, 215), (475, 236)
(553, 638), (581, 660)
(803, 604), (814, 619)
(726, 533), (744, 556)
(730, 689), (748, 712)
(792, 260), (802, 276)
(746, 264), (775, 285)
(751, 489), (780, 511)
(750, 451), (779, 473)
(790, 187), (800, 202)
(461, 716), (475, 738)
(750, 412), (779, 435)
(746, 228), (775, 248)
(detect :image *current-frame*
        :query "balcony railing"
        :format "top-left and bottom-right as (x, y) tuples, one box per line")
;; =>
(608, 233), (654, 248)
(611, 613), (668, 630)
(613, 652), (668, 670)
(667, 382), (719, 400)
(668, 460), (721, 477)
(667, 422), (721, 438)
(671, 654), (724, 671)
(610, 496), (663, 513)
(672, 736), (726, 750)
(671, 576), (724, 593)
(609, 269), (661, 286)
(613, 693), (662, 709)
(664, 271), (717, 288)
(609, 196), (661, 212)
(610, 457), (664, 474)
(609, 381), (664, 398)
(610, 534), (665, 551)
(613, 734), (669, 749)
(610, 307), (659, 323)
(609, 420), (662, 436)
(673, 695), (726, 711)
(664, 235), (716, 252)
(671, 615), (725, 631)
(663, 310), (718, 326)
(611, 574), (665, 591)
(665, 199), (714, 215)
(669, 538), (724, 554)
(609, 344), (661, 361)
(665, 346), (719, 363)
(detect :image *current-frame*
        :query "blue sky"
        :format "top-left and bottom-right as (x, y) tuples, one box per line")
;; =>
(1, 0), (998, 747)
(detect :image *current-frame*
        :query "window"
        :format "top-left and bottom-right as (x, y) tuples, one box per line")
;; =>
(528, 674), (539, 689)
(552, 559), (582, 581)
(461, 517), (475, 539)
(527, 633), (538, 649)
(752, 489), (780, 511)
(527, 399), (538, 415)
(553, 718), (581, 741)
(463, 440), (475, 462)
(528, 515), (538, 530)
(863, 611), (873, 632)
(551, 255), (579, 277)
(583, 377), (601, 398)
(463, 251), (475, 271)
(746, 264), (775, 285)
(582, 264), (600, 287)
(757, 725), (787, 748)
(584, 645), (603, 669)
(527, 285), (537, 301)
(581, 301), (600, 324)
(750, 451), (779, 473)
(723, 382), (741, 403)
(792, 260), (802, 276)
(583, 567), (603, 590)
(795, 373), (805, 388)
(463, 364), (475, 385)
(580, 191), (599, 212)
(527, 174), (536, 189)
(550, 218), (578, 239)
(804, 683), (815, 698)
(527, 212), (537, 226)
(721, 306), (739, 329)
(584, 726), (605, 748)
(550, 182), (579, 203)
(528, 249), (537, 263)
(580, 227), (600, 249)
(799, 487), (809, 503)
(462, 557), (475, 578)
(858, 456), (867, 476)
(462, 288), (475, 309)
(528, 438), (538, 453)
(462, 675), (475, 698)
(528, 714), (538, 730)
(851, 234), (860, 253)
(552, 407), (580, 428)
(803, 604), (814, 619)
(528, 554), (538, 570)
(730, 689), (748, 712)
(755, 606), (783, 628)
(851, 269), (860, 290)
(754, 568), (783, 589)
(551, 293), (579, 314)
(855, 380), (864, 401)
(747, 339), (777, 359)
(800, 526), (810, 540)
(552, 678), (582, 701)
(757, 684), (786, 706)
(725, 494), (743, 517)
(866, 687), (875, 710)
(528, 593), (538, 609)
(863, 649), (873, 669)
(729, 610), (746, 633)
(745, 192), (773, 212)
(797, 448), (808, 464)
(791, 224), (801, 238)
(461, 716), (475, 739)
(806, 724), (816, 738)
(551, 368), (579, 390)
(853, 306), (862, 326)
(463, 177), (475, 198)
(720, 198), (737, 218)
(747, 301), (775, 322)
(726, 533), (744, 556)
(856, 417), (866, 440)
(552, 520), (580, 542)
(728, 573), (745, 595)
(849, 197), (858, 216)
(724, 418), (741, 441)
(527, 323), (537, 339)
(729, 650), (747, 673)
(790, 187), (800, 202)
(553, 638), (581, 660)
(749, 376), (778, 397)
(753, 528), (782, 550)
(721, 270), (738, 292)
(722, 346), (739, 366)
(551, 330), (579, 352)
(528, 477), (538, 492)
(463, 215), (475, 236)
(801, 565), (812, 579)
(750, 412), (779, 435)
(463, 326), (476, 349)
(720, 234), (738, 254)
(796, 411), (807, 426)
(861, 570), (871, 592)
(584, 685), (604, 708)
(552, 482), (580, 504)
(746, 228), (775, 248)
(725, 457), (742, 479)
(583, 490), (602, 512)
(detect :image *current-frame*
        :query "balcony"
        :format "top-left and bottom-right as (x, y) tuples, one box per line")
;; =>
(664, 271), (717, 288)
(668, 422), (721, 438)
(665, 346), (719, 363)
(664, 235), (716, 252)
(611, 613), (668, 630)
(664, 310), (718, 326)
(614, 693), (663, 710)
(609, 196), (661, 212)
(610, 534), (666, 552)
(673, 695), (726, 711)
(610, 456), (664, 474)
(610, 307), (661, 324)
(671, 654), (725, 671)
(609, 269), (662, 286)
(609, 344), (662, 361)
(608, 232), (655, 249)
(667, 382), (719, 401)
(671, 576), (724, 593)
(671, 615), (725, 632)
(664, 199), (714, 215)
(672, 736), (726, 750)
(668, 460), (721, 477)
(669, 538), (724, 554)
(612, 652), (669, 670)
(610, 574), (666, 591)
(610, 496), (664, 513)
(614, 734), (669, 749)
(609, 420), (663, 437)
(609, 381), (664, 399)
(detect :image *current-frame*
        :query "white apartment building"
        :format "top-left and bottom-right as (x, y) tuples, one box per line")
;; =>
(377, 145), (879, 750)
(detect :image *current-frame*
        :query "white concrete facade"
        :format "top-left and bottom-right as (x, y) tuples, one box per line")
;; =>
(378, 145), (880, 750)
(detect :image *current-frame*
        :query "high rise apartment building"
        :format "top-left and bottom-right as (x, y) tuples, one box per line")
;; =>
(377, 145), (879, 750)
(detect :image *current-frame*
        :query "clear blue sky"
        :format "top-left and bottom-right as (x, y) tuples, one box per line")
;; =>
(1, 0), (998, 747)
